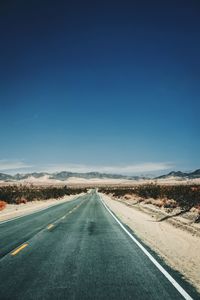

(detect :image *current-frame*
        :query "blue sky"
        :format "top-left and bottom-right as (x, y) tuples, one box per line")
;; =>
(0, 0), (199, 175)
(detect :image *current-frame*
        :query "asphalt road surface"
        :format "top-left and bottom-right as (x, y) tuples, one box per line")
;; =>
(0, 191), (199, 300)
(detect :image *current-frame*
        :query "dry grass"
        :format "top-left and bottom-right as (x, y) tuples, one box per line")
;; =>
(124, 194), (133, 200)
(144, 198), (177, 209)
(100, 184), (200, 223)
(0, 185), (88, 204)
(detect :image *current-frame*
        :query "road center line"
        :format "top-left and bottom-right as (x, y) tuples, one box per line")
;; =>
(99, 194), (193, 300)
(8, 200), (86, 258)
(47, 224), (54, 230)
(0, 196), (80, 225)
(11, 243), (28, 256)
(48, 200), (85, 228)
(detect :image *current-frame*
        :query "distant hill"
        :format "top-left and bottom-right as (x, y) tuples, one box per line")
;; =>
(0, 173), (13, 181)
(13, 172), (49, 180)
(0, 169), (199, 183)
(0, 171), (143, 182)
(156, 169), (200, 179)
(50, 171), (143, 181)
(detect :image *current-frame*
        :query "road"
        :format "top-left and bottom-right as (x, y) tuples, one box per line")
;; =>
(0, 191), (199, 300)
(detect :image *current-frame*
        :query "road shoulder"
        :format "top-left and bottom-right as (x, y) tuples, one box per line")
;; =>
(101, 193), (200, 293)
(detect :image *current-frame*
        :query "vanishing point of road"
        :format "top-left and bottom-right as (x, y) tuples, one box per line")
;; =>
(0, 191), (199, 300)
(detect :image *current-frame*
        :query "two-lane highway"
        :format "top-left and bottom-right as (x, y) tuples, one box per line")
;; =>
(0, 191), (199, 299)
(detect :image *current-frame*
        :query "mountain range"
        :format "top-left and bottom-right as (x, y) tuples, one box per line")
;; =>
(156, 169), (200, 179)
(0, 169), (199, 182)
(0, 171), (143, 182)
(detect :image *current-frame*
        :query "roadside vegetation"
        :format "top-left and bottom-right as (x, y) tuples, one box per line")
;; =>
(0, 200), (7, 211)
(0, 185), (87, 206)
(99, 184), (200, 223)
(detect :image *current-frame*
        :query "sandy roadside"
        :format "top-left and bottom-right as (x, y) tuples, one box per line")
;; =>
(0, 194), (83, 222)
(101, 193), (200, 293)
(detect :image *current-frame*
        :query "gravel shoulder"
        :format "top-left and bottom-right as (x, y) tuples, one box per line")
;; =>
(101, 193), (200, 293)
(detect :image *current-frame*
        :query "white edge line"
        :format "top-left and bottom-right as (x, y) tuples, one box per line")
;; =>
(99, 193), (193, 300)
(0, 195), (80, 225)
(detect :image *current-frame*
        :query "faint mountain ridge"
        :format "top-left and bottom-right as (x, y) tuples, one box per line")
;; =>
(156, 169), (200, 179)
(0, 171), (144, 182)
(0, 173), (13, 181)
(13, 172), (49, 180)
(50, 171), (143, 181)
(0, 169), (200, 182)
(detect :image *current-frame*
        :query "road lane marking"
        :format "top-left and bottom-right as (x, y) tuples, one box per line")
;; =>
(5, 199), (87, 259)
(0, 195), (81, 225)
(11, 243), (28, 256)
(50, 200), (85, 226)
(47, 224), (54, 230)
(99, 194), (193, 300)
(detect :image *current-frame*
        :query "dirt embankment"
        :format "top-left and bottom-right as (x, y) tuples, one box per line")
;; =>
(101, 193), (200, 293)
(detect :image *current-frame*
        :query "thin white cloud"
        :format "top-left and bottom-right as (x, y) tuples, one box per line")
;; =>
(0, 160), (32, 172)
(43, 162), (174, 175)
(0, 160), (174, 175)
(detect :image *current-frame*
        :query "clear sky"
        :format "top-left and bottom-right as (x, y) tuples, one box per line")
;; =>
(0, 0), (199, 175)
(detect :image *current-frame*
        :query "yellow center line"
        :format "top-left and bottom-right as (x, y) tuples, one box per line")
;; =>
(11, 243), (28, 256)
(47, 224), (54, 230)
(49, 201), (85, 227)
(10, 202), (85, 257)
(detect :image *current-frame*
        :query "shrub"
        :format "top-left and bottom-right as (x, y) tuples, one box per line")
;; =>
(152, 199), (165, 208)
(15, 197), (27, 205)
(144, 199), (152, 205)
(0, 185), (88, 204)
(99, 184), (200, 212)
(0, 200), (7, 211)
(163, 199), (177, 209)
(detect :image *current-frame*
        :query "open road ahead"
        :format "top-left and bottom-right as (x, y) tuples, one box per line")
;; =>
(0, 191), (199, 300)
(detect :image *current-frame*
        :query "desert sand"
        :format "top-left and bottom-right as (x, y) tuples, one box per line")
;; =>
(1, 176), (200, 187)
